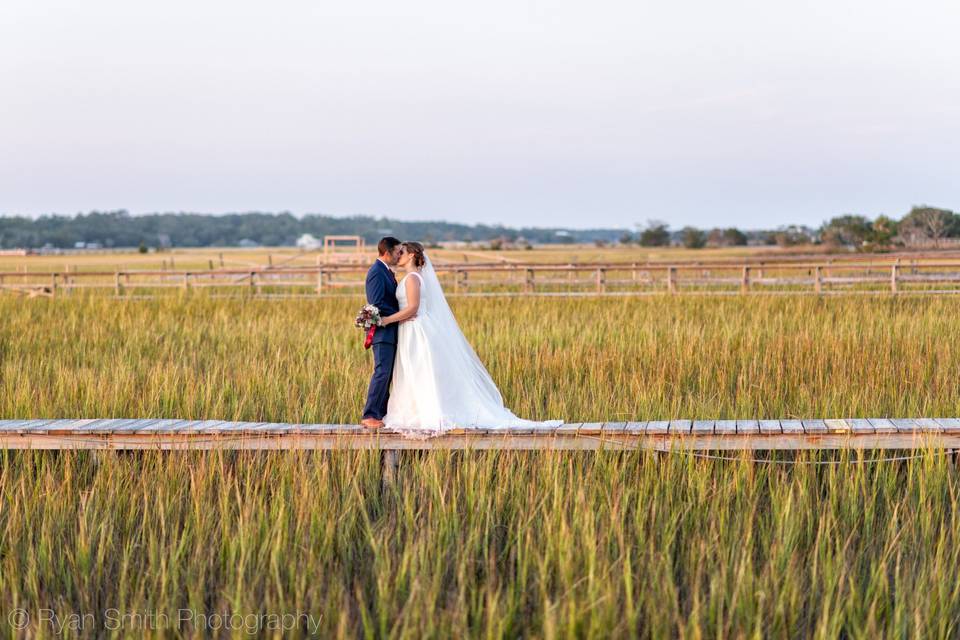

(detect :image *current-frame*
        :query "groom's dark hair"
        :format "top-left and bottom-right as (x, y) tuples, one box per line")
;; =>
(377, 236), (401, 256)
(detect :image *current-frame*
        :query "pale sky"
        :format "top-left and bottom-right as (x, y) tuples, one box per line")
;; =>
(1, 0), (958, 229)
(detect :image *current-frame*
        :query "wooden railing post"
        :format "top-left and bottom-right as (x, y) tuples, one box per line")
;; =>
(250, 271), (256, 295)
(51, 273), (58, 296)
(183, 272), (190, 290)
(525, 268), (535, 293)
(596, 268), (606, 293)
(814, 266), (822, 294)
(890, 264), (899, 293)
(114, 272), (122, 296)
(667, 267), (677, 294)
(461, 270), (469, 293)
(316, 269), (324, 295)
(740, 266), (750, 294)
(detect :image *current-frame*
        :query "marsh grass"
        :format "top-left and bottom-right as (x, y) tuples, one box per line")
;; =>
(1, 294), (958, 421)
(1, 450), (959, 638)
(1, 293), (960, 637)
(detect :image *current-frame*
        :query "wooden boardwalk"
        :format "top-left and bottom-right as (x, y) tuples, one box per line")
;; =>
(1, 418), (959, 450)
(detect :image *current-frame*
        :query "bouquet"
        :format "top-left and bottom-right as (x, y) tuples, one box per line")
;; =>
(354, 304), (382, 349)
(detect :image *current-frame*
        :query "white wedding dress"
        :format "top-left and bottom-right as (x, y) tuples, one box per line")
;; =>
(383, 255), (562, 437)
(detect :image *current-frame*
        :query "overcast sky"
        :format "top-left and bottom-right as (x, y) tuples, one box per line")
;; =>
(1, 0), (958, 229)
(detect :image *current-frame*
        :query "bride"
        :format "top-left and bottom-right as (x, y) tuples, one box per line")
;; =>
(378, 242), (561, 436)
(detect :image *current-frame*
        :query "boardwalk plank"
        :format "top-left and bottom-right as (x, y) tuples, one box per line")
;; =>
(0, 420), (44, 433)
(892, 418), (923, 433)
(579, 423), (604, 434)
(668, 420), (692, 434)
(624, 422), (647, 434)
(802, 420), (828, 434)
(915, 418), (943, 432)
(139, 419), (188, 433)
(55, 419), (114, 433)
(12, 419), (57, 433)
(934, 418), (960, 432)
(779, 420), (804, 434)
(554, 423), (582, 435)
(296, 424), (347, 435)
(758, 420), (782, 435)
(180, 420), (227, 433)
(868, 418), (897, 433)
(849, 419), (875, 434)
(824, 419), (851, 433)
(691, 420), (714, 434)
(736, 420), (760, 434)
(646, 421), (669, 435)
(714, 420), (737, 435)
(79, 419), (139, 433)
(602, 422), (628, 433)
(153, 420), (195, 433)
(109, 419), (163, 433)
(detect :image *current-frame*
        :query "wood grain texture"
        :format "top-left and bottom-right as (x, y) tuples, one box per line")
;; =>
(0, 419), (956, 450)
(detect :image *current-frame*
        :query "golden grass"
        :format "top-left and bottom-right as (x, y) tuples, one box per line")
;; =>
(1, 293), (959, 637)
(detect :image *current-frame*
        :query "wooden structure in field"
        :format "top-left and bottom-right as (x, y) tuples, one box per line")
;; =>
(323, 235), (366, 264)
(1, 418), (958, 451)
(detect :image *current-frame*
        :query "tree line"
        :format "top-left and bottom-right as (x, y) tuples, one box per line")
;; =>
(622, 206), (959, 250)
(0, 206), (956, 250)
(0, 211), (618, 250)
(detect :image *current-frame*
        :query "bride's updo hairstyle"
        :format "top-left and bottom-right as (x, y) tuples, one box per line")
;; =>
(403, 242), (426, 269)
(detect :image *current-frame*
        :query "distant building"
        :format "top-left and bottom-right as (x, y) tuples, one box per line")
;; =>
(296, 233), (322, 250)
(238, 238), (259, 248)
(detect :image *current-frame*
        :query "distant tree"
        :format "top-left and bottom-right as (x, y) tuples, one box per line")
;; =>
(681, 227), (706, 249)
(820, 215), (873, 246)
(867, 215), (899, 247)
(706, 227), (747, 247)
(725, 228), (747, 246)
(619, 231), (634, 245)
(899, 206), (957, 247)
(638, 220), (670, 247)
(773, 226), (809, 247)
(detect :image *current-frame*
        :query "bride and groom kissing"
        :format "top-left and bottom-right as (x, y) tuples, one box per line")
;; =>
(359, 237), (560, 437)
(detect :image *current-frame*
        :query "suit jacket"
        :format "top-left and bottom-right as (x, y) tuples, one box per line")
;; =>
(366, 259), (399, 345)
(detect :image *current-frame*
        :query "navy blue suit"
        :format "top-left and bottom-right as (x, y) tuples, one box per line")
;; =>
(362, 259), (399, 420)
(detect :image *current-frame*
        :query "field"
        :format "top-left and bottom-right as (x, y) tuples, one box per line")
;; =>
(0, 242), (872, 274)
(2, 288), (960, 636)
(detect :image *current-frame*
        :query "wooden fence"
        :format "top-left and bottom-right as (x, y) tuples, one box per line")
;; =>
(3, 259), (960, 297)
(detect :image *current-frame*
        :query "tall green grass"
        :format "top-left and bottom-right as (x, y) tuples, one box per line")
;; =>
(1, 450), (959, 638)
(1, 294), (958, 421)
(1, 294), (960, 637)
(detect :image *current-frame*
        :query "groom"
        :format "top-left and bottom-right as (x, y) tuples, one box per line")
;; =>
(360, 237), (402, 429)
